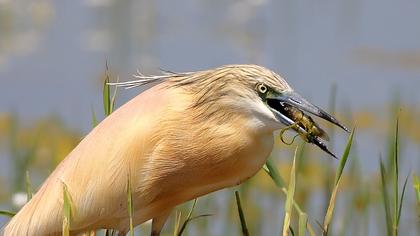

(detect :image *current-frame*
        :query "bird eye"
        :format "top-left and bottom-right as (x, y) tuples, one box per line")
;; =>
(257, 83), (268, 94)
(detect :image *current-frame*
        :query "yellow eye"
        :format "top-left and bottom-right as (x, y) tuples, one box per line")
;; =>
(257, 83), (268, 94)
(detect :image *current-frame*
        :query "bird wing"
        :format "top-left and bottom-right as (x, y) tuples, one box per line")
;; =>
(4, 83), (179, 235)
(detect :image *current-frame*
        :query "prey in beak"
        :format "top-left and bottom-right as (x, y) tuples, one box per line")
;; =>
(267, 91), (349, 159)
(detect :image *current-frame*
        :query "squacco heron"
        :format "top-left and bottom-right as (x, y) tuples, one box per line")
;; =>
(4, 64), (348, 235)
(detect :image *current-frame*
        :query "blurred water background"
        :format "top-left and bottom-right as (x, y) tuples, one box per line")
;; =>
(0, 0), (419, 235)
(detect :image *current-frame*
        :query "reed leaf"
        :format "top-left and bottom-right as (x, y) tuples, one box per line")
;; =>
(91, 107), (98, 128)
(110, 76), (119, 114)
(235, 190), (250, 236)
(103, 68), (111, 117)
(264, 158), (285, 188)
(380, 157), (392, 236)
(25, 170), (32, 200)
(298, 212), (308, 236)
(323, 127), (355, 235)
(0, 210), (16, 217)
(283, 147), (298, 236)
(264, 156), (315, 236)
(62, 183), (72, 236)
(177, 199), (200, 236)
(397, 173), (409, 225)
(392, 117), (399, 236)
(127, 174), (134, 236)
(414, 175), (420, 217)
(334, 128), (355, 185)
(173, 211), (182, 236)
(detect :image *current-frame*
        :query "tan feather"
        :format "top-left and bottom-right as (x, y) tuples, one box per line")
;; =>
(4, 65), (291, 235)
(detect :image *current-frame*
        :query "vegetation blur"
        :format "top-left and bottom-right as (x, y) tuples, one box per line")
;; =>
(1, 0), (419, 235)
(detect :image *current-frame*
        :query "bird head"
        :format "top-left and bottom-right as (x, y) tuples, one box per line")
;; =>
(236, 66), (349, 158)
(111, 64), (349, 158)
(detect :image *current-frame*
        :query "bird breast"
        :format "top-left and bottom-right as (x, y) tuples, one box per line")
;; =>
(140, 88), (275, 205)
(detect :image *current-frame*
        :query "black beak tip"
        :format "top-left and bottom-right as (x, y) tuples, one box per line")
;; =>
(340, 124), (350, 133)
(329, 151), (339, 160)
(319, 110), (349, 133)
(321, 145), (339, 159)
(310, 135), (339, 159)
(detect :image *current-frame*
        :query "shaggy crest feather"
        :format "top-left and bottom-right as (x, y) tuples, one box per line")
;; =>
(109, 64), (290, 91)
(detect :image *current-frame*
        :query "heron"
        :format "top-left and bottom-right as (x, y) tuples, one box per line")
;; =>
(4, 64), (348, 235)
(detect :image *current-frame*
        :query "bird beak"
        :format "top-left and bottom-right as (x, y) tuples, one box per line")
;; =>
(266, 91), (349, 158)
